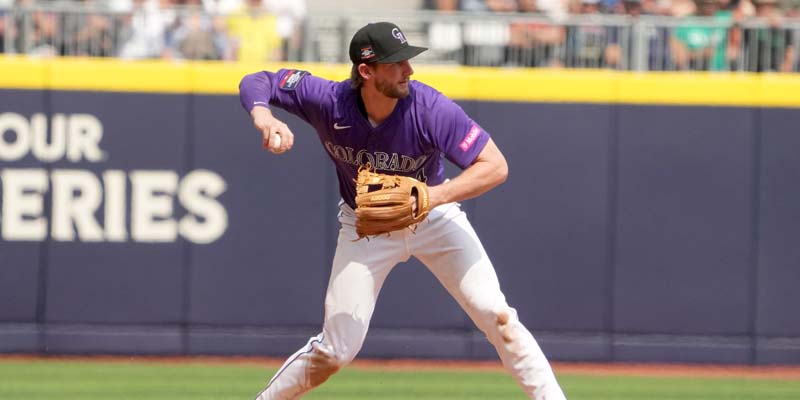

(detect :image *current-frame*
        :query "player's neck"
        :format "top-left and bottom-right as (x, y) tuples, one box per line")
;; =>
(360, 86), (398, 128)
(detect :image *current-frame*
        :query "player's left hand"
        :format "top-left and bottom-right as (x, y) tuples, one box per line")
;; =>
(354, 166), (432, 239)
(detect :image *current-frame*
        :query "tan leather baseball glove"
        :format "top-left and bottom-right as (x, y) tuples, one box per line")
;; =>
(354, 165), (431, 239)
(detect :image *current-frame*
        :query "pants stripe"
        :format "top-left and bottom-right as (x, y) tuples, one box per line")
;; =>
(253, 332), (325, 400)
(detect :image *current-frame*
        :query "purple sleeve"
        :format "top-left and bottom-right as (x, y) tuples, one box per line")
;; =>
(238, 69), (333, 125)
(238, 71), (273, 114)
(429, 95), (490, 169)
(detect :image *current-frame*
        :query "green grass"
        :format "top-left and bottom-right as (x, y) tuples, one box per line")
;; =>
(1, 359), (799, 400)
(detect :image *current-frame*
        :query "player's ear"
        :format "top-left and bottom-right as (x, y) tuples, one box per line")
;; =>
(358, 63), (374, 80)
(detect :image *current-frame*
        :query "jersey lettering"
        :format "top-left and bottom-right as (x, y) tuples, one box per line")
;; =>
(324, 141), (427, 173)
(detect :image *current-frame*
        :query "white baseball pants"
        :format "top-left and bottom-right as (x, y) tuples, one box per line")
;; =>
(255, 202), (566, 400)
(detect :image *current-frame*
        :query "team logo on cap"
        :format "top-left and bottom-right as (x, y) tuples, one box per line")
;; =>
(391, 28), (407, 44)
(361, 46), (376, 60)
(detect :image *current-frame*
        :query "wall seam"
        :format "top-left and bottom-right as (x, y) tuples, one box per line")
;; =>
(749, 107), (763, 365)
(35, 84), (53, 353)
(181, 92), (195, 355)
(605, 103), (620, 361)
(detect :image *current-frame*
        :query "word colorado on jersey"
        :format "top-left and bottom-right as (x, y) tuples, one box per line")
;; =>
(323, 141), (429, 173)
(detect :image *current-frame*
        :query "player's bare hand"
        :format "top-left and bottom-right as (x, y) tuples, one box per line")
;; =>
(409, 195), (417, 215)
(251, 106), (295, 154)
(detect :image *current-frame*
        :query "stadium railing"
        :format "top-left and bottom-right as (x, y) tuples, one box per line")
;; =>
(1, 4), (798, 72)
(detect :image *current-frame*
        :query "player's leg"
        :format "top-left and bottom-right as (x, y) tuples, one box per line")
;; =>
(255, 204), (406, 400)
(412, 203), (567, 400)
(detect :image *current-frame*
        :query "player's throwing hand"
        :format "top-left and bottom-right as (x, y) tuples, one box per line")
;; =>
(251, 106), (294, 154)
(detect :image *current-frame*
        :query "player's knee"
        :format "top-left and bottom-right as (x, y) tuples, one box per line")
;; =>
(495, 309), (516, 344)
(478, 308), (517, 345)
(306, 341), (352, 387)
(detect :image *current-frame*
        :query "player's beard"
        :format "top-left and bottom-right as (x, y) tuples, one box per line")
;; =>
(375, 76), (410, 99)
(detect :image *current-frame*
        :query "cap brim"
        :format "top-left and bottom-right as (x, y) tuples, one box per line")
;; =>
(378, 45), (428, 63)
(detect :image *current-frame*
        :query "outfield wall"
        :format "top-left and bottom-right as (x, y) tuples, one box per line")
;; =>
(1, 58), (799, 365)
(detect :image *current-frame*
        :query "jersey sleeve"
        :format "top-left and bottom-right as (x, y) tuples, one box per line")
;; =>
(427, 94), (490, 170)
(238, 69), (334, 126)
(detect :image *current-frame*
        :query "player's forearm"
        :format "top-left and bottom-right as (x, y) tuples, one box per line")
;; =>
(250, 105), (275, 133)
(430, 162), (507, 207)
(251, 105), (273, 122)
(429, 140), (508, 208)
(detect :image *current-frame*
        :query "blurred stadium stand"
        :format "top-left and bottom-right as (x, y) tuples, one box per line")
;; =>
(0, 0), (798, 71)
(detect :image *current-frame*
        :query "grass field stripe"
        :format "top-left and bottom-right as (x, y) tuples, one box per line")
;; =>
(1, 357), (799, 399)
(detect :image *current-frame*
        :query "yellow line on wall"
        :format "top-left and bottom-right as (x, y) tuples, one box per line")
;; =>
(0, 56), (49, 89)
(1, 56), (799, 107)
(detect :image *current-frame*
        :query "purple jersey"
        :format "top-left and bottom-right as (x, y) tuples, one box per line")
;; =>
(239, 68), (490, 208)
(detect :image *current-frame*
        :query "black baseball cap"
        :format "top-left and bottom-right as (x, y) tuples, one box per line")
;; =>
(348, 22), (428, 64)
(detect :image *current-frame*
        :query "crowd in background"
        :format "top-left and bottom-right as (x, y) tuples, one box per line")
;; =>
(0, 0), (306, 61)
(425, 0), (799, 71)
(0, 0), (798, 71)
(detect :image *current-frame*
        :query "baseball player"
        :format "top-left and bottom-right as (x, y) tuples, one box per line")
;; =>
(239, 22), (567, 400)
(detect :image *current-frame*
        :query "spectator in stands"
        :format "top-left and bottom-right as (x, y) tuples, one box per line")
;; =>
(731, 0), (757, 17)
(516, 1), (545, 18)
(671, 0), (698, 17)
(741, 0), (795, 71)
(605, 0), (674, 69)
(463, 0), (515, 65)
(507, 0), (566, 67)
(227, 0), (282, 62)
(118, 0), (173, 59)
(264, 0), (306, 61)
(786, 0), (800, 69)
(74, 13), (115, 57)
(629, 0), (671, 15)
(786, 0), (800, 17)
(0, 0), (20, 54)
(605, 0), (639, 68)
(200, 0), (242, 14)
(425, 0), (465, 63)
(566, 0), (613, 68)
(536, 0), (569, 19)
(0, 10), (19, 54)
(670, 0), (734, 70)
(29, 7), (67, 56)
(461, 0), (490, 10)
(720, 0), (749, 69)
(602, 0), (626, 14)
(487, 0), (520, 10)
(165, 0), (231, 60)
